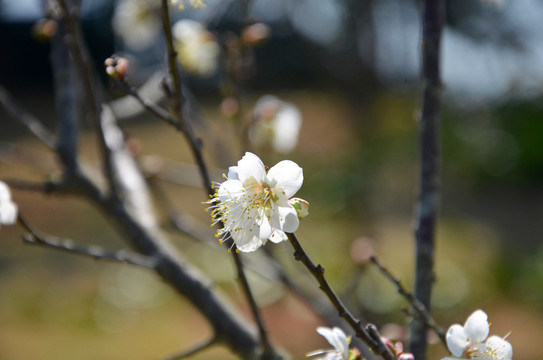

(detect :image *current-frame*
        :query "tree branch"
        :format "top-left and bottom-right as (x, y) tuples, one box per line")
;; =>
(409, 0), (445, 359)
(18, 214), (158, 268)
(286, 233), (396, 360)
(370, 255), (446, 344)
(0, 86), (56, 149)
(157, 3), (274, 357)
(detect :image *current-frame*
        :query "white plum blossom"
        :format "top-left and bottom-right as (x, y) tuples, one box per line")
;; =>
(306, 326), (350, 360)
(172, 19), (220, 77)
(0, 181), (18, 227)
(207, 152), (304, 252)
(112, 0), (161, 51)
(443, 310), (513, 360)
(249, 95), (303, 154)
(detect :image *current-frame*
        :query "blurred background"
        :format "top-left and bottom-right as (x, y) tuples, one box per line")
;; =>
(1, 0), (543, 359)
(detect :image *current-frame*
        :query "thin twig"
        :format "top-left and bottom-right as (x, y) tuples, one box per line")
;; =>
(114, 80), (180, 130)
(410, 0), (445, 359)
(369, 255), (446, 344)
(0, 86), (56, 149)
(286, 232), (396, 360)
(163, 337), (217, 360)
(18, 214), (158, 268)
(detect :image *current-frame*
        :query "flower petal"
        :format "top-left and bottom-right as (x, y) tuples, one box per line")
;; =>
(464, 310), (489, 343)
(332, 327), (349, 359)
(0, 181), (12, 201)
(446, 324), (468, 357)
(0, 202), (18, 225)
(236, 152), (266, 184)
(227, 166), (239, 180)
(277, 205), (299, 233)
(269, 230), (287, 243)
(267, 160), (303, 198)
(232, 229), (264, 252)
(218, 180), (244, 202)
(485, 335), (513, 360)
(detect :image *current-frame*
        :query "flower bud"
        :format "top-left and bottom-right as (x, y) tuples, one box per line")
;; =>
(398, 353), (415, 360)
(287, 197), (309, 219)
(104, 56), (129, 80)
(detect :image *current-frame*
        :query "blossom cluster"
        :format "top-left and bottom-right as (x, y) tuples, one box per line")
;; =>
(443, 310), (512, 360)
(206, 152), (306, 252)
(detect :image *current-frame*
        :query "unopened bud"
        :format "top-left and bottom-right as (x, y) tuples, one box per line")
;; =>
(399, 353), (415, 360)
(104, 55), (129, 80)
(350, 347), (362, 360)
(288, 197), (309, 219)
(242, 23), (271, 47)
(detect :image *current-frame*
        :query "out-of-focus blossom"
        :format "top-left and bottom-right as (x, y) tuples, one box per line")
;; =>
(242, 23), (271, 47)
(112, 0), (161, 51)
(172, 19), (220, 77)
(307, 326), (350, 360)
(206, 152), (303, 252)
(170, 0), (207, 11)
(249, 95), (302, 154)
(442, 310), (513, 360)
(0, 181), (18, 227)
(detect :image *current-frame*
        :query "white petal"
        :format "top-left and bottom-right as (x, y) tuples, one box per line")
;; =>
(0, 181), (12, 201)
(232, 230), (263, 252)
(317, 327), (339, 348)
(277, 205), (299, 233)
(256, 215), (273, 241)
(485, 335), (513, 360)
(227, 166), (239, 180)
(218, 180), (243, 202)
(464, 310), (489, 343)
(446, 324), (469, 357)
(332, 327), (349, 359)
(0, 202), (18, 225)
(267, 160), (303, 198)
(269, 230), (287, 243)
(236, 152), (266, 184)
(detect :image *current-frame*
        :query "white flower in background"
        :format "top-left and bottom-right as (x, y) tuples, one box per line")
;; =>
(249, 95), (303, 154)
(307, 326), (350, 360)
(442, 310), (513, 360)
(207, 152), (303, 252)
(170, 0), (207, 11)
(172, 19), (219, 77)
(0, 181), (18, 226)
(112, 0), (161, 51)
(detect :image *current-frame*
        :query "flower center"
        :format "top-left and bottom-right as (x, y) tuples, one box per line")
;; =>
(251, 183), (274, 209)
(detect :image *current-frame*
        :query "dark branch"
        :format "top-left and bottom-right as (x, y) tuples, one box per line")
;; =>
(286, 233), (396, 360)
(410, 0), (445, 359)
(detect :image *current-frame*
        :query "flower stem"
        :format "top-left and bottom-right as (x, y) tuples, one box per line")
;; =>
(286, 232), (396, 360)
